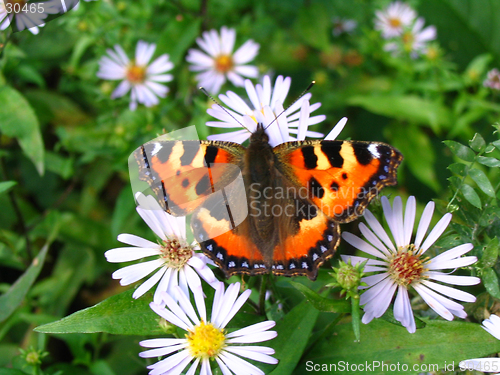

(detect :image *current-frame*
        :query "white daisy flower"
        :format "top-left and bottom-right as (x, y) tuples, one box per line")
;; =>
(374, 1), (416, 39)
(105, 193), (218, 303)
(140, 282), (278, 375)
(484, 68), (500, 90)
(97, 40), (174, 111)
(384, 17), (437, 58)
(206, 75), (342, 146)
(186, 26), (260, 94)
(483, 314), (500, 340)
(0, 0), (59, 35)
(460, 315), (500, 373)
(332, 17), (357, 36)
(342, 196), (480, 333)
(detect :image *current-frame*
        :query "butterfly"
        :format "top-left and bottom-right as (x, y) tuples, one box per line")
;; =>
(133, 124), (402, 280)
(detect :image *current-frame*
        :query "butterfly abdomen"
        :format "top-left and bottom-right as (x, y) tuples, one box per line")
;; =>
(245, 126), (281, 259)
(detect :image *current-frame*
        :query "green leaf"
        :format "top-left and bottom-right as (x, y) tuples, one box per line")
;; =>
(0, 86), (44, 175)
(268, 300), (320, 375)
(493, 139), (500, 152)
(444, 140), (475, 162)
(469, 168), (496, 197)
(461, 183), (482, 208)
(477, 156), (500, 168)
(483, 268), (500, 299)
(24, 90), (89, 127)
(448, 163), (466, 176)
(469, 133), (486, 152)
(34, 289), (163, 335)
(45, 151), (74, 179)
(0, 369), (28, 375)
(0, 181), (17, 195)
(157, 17), (201, 65)
(298, 319), (500, 375)
(392, 124), (440, 191)
(289, 281), (350, 313)
(294, 3), (331, 49)
(448, 175), (462, 190)
(348, 95), (451, 132)
(0, 244), (49, 322)
(481, 237), (499, 269)
(464, 54), (493, 84)
(419, 0), (500, 69)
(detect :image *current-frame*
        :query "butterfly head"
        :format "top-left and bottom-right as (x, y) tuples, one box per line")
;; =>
(249, 123), (270, 145)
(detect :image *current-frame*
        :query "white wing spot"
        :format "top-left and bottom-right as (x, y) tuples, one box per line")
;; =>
(368, 144), (380, 158)
(228, 261), (236, 268)
(151, 142), (162, 156)
(302, 262), (308, 269)
(313, 253), (319, 261)
(320, 245), (327, 253)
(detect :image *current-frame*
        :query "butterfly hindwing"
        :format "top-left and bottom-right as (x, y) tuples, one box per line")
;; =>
(275, 140), (403, 223)
(192, 188), (340, 280)
(270, 199), (341, 280)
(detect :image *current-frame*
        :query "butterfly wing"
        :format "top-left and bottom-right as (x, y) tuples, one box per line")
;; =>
(270, 198), (341, 280)
(134, 140), (245, 215)
(274, 140), (403, 222)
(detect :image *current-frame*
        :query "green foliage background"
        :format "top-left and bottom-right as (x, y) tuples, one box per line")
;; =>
(2, 0), (500, 374)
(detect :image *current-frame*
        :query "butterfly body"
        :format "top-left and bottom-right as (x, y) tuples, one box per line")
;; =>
(135, 125), (402, 280)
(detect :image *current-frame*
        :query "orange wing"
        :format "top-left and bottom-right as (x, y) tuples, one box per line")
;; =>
(134, 140), (245, 215)
(275, 140), (403, 223)
(193, 190), (340, 280)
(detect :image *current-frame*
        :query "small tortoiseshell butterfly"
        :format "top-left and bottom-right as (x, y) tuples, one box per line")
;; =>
(134, 124), (402, 280)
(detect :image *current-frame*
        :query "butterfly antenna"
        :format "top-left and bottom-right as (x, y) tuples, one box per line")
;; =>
(199, 87), (251, 132)
(263, 81), (315, 131)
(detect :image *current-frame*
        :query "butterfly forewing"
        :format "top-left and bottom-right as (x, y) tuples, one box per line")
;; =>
(275, 140), (403, 223)
(134, 139), (245, 216)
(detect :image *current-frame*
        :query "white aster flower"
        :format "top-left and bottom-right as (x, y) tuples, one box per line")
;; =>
(332, 17), (357, 36)
(342, 196), (480, 333)
(0, 0), (59, 35)
(374, 1), (416, 39)
(97, 40), (174, 111)
(105, 193), (218, 303)
(483, 314), (500, 341)
(186, 26), (259, 94)
(206, 75), (344, 146)
(460, 315), (500, 373)
(384, 17), (437, 58)
(140, 282), (278, 375)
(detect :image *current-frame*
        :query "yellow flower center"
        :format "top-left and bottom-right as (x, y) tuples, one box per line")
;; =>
(214, 54), (234, 73)
(402, 31), (415, 50)
(187, 320), (226, 360)
(159, 239), (193, 269)
(388, 245), (428, 287)
(388, 17), (402, 28)
(126, 64), (147, 84)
